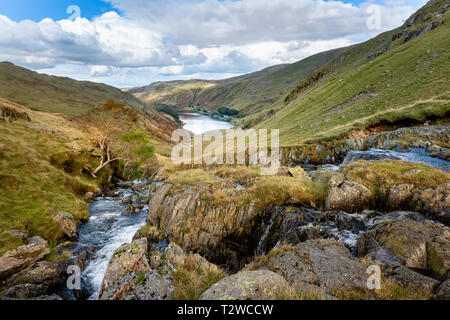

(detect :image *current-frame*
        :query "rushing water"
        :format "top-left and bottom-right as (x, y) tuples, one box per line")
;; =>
(76, 114), (234, 300)
(78, 188), (147, 300)
(318, 147), (450, 172)
(179, 112), (234, 135)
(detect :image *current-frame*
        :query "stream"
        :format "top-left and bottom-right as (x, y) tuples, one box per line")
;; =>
(77, 114), (235, 299)
(78, 186), (148, 300)
(75, 116), (448, 299)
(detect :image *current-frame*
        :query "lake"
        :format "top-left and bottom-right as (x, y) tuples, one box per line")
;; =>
(179, 112), (234, 135)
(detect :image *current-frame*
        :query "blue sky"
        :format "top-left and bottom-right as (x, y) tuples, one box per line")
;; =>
(0, 0), (116, 21)
(0, 0), (426, 87)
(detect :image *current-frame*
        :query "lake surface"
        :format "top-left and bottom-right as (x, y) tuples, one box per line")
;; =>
(179, 112), (234, 135)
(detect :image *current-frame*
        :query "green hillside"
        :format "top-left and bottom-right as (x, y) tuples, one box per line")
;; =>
(257, 0), (450, 145)
(129, 0), (449, 146)
(0, 62), (149, 115)
(126, 48), (346, 117)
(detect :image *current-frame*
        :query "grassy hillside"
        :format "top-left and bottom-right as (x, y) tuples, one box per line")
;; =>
(128, 0), (449, 145)
(0, 98), (176, 256)
(126, 48), (345, 118)
(0, 62), (150, 115)
(257, 0), (450, 145)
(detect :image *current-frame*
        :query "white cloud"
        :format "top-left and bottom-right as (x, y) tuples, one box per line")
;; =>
(0, 0), (426, 87)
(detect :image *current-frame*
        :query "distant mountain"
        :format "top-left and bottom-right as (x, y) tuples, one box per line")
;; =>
(125, 48), (346, 116)
(0, 62), (149, 116)
(128, 0), (450, 145)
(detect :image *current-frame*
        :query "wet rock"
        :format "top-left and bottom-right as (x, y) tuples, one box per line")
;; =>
(200, 270), (288, 300)
(343, 149), (401, 165)
(255, 240), (367, 294)
(325, 179), (371, 213)
(52, 212), (77, 240)
(122, 194), (133, 204)
(99, 238), (151, 298)
(121, 204), (136, 216)
(0, 244), (50, 280)
(357, 219), (449, 278)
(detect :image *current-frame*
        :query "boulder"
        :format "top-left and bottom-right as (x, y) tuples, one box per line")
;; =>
(325, 179), (371, 213)
(0, 244), (50, 280)
(200, 270), (288, 300)
(147, 183), (263, 264)
(312, 168), (334, 185)
(52, 212), (77, 240)
(343, 149), (401, 165)
(410, 186), (450, 225)
(254, 240), (368, 294)
(288, 167), (310, 180)
(99, 238), (151, 298)
(357, 219), (450, 278)
(364, 246), (439, 294)
(121, 204), (136, 216)
(6, 260), (69, 289)
(98, 240), (221, 300)
(99, 270), (174, 300)
(28, 236), (48, 246)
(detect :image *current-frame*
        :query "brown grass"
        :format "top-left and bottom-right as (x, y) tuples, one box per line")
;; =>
(173, 254), (226, 300)
(333, 278), (432, 300)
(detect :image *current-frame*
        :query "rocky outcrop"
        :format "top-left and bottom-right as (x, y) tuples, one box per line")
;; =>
(433, 279), (450, 300)
(253, 240), (368, 295)
(52, 211), (78, 240)
(357, 218), (450, 279)
(324, 173), (371, 213)
(200, 270), (288, 300)
(147, 183), (263, 265)
(410, 185), (450, 225)
(0, 243), (50, 280)
(387, 184), (415, 210)
(98, 238), (220, 300)
(343, 149), (401, 165)
(7, 260), (68, 287)
(281, 125), (450, 166)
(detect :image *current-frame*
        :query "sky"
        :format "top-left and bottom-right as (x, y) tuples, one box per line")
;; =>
(0, 0), (427, 88)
